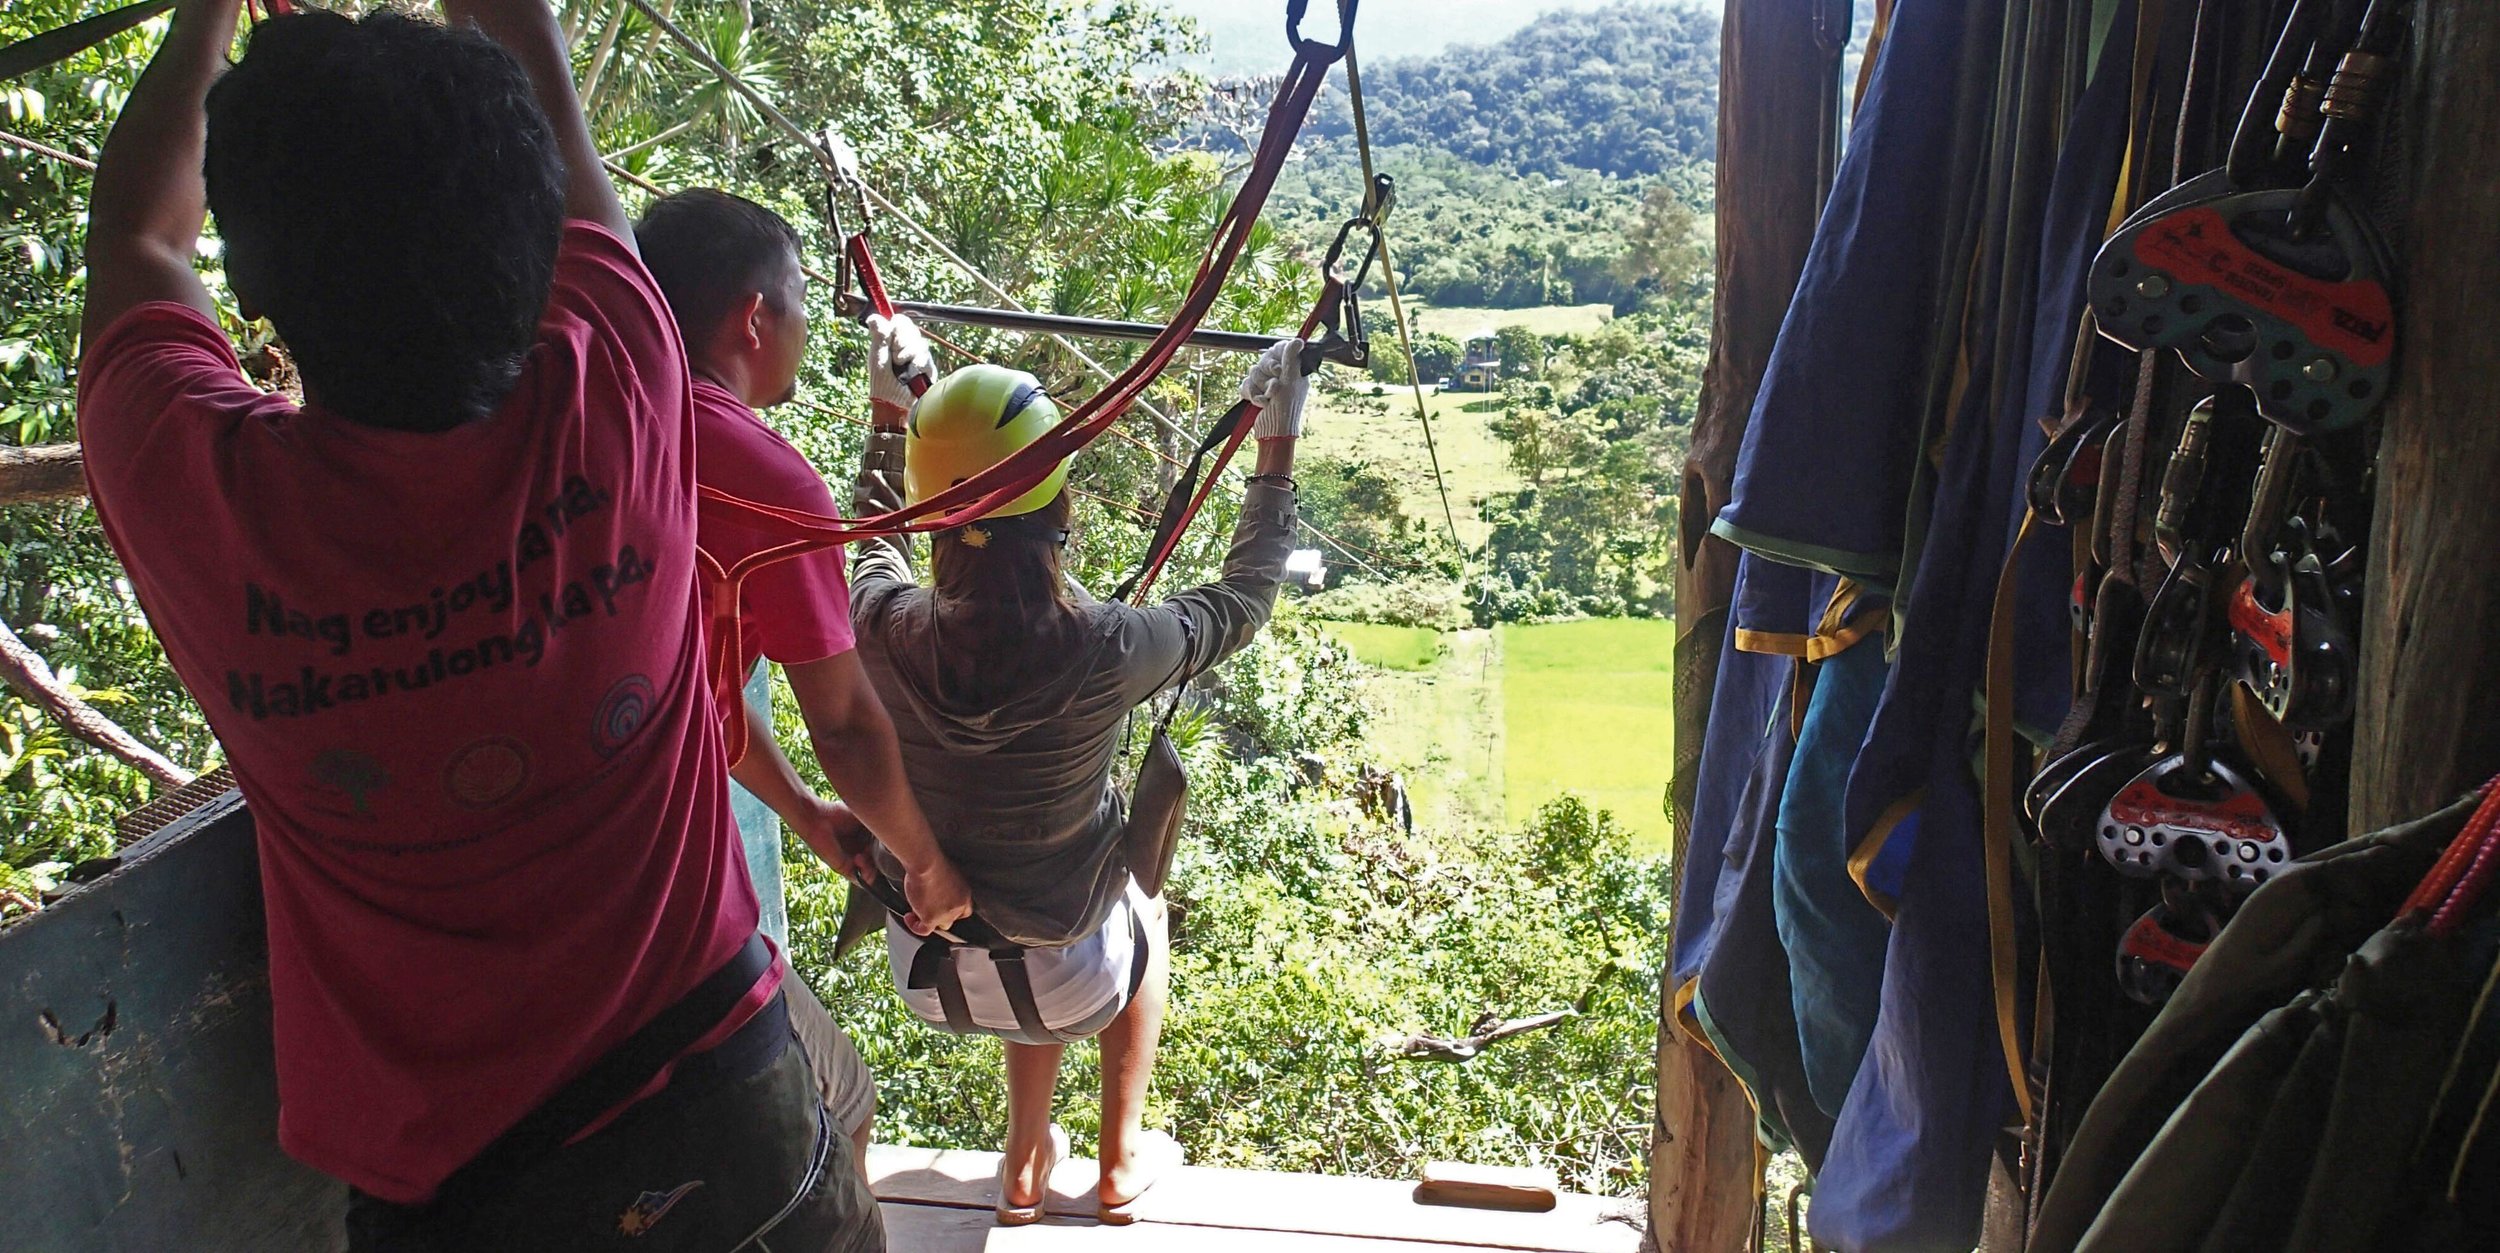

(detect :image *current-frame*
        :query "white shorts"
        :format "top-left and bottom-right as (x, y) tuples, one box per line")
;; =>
(884, 879), (1150, 1043)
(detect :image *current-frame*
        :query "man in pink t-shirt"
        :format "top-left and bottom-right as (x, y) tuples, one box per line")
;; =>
(77, 2), (886, 1248)
(633, 187), (971, 1176)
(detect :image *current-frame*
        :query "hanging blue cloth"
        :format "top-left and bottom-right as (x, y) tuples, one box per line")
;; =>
(1709, 0), (1987, 590)
(1671, 556), (1840, 1157)
(1819, 4), (2140, 1246)
(1773, 624), (1896, 1118)
(1670, 561), (1805, 997)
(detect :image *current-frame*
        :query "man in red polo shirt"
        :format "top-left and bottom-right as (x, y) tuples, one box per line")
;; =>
(634, 187), (971, 1177)
(75, 1), (922, 1247)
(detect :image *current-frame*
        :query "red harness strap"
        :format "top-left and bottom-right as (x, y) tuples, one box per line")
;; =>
(696, 35), (1340, 763)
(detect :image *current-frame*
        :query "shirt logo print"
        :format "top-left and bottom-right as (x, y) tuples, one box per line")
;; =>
(616, 1179), (704, 1236)
(443, 736), (531, 810)
(591, 674), (656, 759)
(309, 749), (389, 817)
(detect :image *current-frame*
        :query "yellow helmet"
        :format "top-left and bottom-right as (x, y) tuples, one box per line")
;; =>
(903, 364), (1069, 519)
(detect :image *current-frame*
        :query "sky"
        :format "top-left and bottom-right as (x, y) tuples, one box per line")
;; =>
(1154, 0), (1698, 77)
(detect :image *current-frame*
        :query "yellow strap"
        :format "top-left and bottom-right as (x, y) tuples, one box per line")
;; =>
(1807, 579), (1893, 662)
(1734, 629), (1813, 657)
(1849, 791), (1920, 922)
(1982, 510), (2041, 1127)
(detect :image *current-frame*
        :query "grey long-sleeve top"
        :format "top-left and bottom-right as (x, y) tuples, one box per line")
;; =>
(849, 428), (1296, 945)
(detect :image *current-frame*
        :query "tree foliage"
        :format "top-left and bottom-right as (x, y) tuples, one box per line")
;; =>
(1269, 143), (1711, 312)
(1301, 1), (1719, 179)
(1472, 310), (1706, 622)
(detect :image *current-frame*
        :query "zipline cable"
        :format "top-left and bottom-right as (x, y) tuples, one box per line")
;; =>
(1344, 47), (1467, 562)
(0, 128), (95, 171)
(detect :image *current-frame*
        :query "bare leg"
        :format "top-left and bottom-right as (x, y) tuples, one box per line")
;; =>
(1001, 1040), (1066, 1209)
(1097, 897), (1172, 1206)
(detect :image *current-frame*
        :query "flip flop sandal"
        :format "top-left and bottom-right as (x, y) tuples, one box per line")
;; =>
(995, 1124), (1068, 1227)
(1096, 1129), (1184, 1226)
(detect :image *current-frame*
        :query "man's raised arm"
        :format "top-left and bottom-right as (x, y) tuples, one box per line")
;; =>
(439, 0), (630, 244)
(81, 0), (241, 348)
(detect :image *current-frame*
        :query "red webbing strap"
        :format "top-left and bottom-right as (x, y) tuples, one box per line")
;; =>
(1119, 291), (1332, 603)
(1131, 418), (1257, 603)
(698, 39), (1337, 762)
(847, 232), (896, 320)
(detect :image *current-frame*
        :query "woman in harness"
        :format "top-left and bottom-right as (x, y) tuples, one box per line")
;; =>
(842, 312), (1306, 1225)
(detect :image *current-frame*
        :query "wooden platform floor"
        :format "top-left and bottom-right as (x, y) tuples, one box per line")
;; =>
(868, 1144), (1645, 1252)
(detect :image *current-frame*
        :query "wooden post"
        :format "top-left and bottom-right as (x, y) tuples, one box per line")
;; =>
(2349, 0), (2500, 828)
(0, 442), (86, 506)
(1655, 0), (1842, 1248)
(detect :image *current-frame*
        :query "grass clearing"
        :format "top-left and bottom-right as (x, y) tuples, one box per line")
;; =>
(1337, 626), (1507, 835)
(1408, 302), (1617, 339)
(1321, 618), (1675, 855)
(1303, 383), (1519, 549)
(1325, 622), (1449, 671)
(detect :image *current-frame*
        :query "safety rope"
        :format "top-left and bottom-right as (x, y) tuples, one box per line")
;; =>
(1344, 47), (1467, 561)
(0, 128), (95, 171)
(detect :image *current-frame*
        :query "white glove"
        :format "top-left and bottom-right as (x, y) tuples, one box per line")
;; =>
(866, 313), (934, 415)
(1241, 338), (1309, 440)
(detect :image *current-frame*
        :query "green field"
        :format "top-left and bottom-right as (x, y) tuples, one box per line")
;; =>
(1319, 618), (1674, 854)
(1497, 619), (1676, 847)
(1408, 302), (1617, 339)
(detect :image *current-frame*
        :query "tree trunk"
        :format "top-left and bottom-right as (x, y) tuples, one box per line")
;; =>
(0, 443), (86, 506)
(1654, 0), (1844, 1248)
(2348, 0), (2500, 828)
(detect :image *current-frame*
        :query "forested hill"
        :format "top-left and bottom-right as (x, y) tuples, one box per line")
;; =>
(1302, 2), (1719, 178)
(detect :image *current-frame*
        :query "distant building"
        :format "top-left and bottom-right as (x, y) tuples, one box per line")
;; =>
(1456, 330), (1501, 391)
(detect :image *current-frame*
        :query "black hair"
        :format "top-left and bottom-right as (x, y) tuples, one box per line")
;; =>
(930, 491), (1086, 707)
(634, 189), (804, 349)
(204, 11), (565, 432)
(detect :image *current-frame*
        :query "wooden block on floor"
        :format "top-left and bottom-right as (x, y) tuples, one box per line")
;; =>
(869, 1144), (1642, 1253)
(1417, 1161), (1560, 1212)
